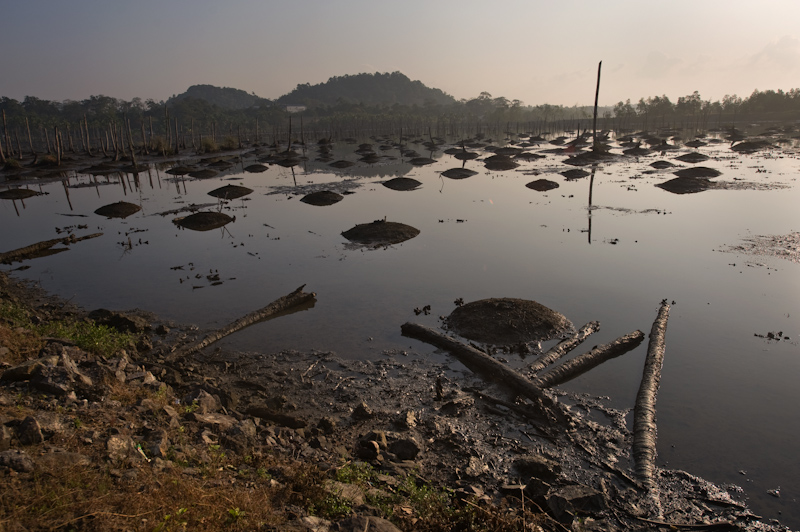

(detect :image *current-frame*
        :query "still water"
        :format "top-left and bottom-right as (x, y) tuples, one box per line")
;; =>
(2, 134), (799, 526)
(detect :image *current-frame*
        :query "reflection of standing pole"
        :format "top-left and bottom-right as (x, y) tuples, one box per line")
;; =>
(592, 61), (602, 151)
(62, 180), (73, 211)
(588, 165), (596, 244)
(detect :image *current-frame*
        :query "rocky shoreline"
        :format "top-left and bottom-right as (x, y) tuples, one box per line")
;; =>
(0, 271), (791, 531)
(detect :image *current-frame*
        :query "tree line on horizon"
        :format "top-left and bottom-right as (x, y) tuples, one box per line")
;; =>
(2, 72), (799, 161)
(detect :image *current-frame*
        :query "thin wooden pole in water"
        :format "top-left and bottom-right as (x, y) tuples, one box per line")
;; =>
(26, 117), (35, 156)
(2, 110), (11, 158)
(592, 61), (602, 151)
(84, 115), (93, 156)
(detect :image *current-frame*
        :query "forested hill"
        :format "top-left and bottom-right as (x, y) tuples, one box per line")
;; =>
(167, 84), (269, 110)
(275, 72), (456, 108)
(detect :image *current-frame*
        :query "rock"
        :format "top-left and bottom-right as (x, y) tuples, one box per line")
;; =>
(18, 416), (44, 445)
(351, 402), (373, 420)
(147, 430), (170, 459)
(356, 440), (381, 460)
(317, 416), (337, 434)
(546, 484), (606, 521)
(301, 515), (332, 532)
(326, 480), (366, 506)
(0, 425), (12, 451)
(245, 406), (306, 429)
(88, 308), (150, 333)
(107, 435), (144, 463)
(363, 430), (387, 449)
(188, 412), (237, 431)
(388, 438), (420, 461)
(396, 410), (416, 430)
(513, 455), (561, 482)
(332, 515), (402, 532)
(184, 389), (220, 414)
(0, 449), (34, 473)
(465, 455), (488, 477)
(30, 365), (72, 396)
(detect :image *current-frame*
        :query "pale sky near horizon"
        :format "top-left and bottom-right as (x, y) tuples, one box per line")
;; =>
(2, 0), (799, 107)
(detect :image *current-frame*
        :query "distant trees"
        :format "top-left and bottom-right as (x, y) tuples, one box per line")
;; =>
(613, 88), (800, 129)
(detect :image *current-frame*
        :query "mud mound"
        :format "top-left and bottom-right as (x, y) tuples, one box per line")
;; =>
(495, 147), (522, 156)
(276, 157), (301, 168)
(560, 169), (590, 180)
(442, 168), (478, 179)
(0, 189), (40, 200)
(684, 139), (707, 148)
(173, 212), (233, 231)
(673, 166), (721, 178)
(94, 201), (141, 219)
(656, 177), (713, 194)
(454, 151), (479, 161)
(649, 160), (675, 169)
(446, 298), (574, 345)
(383, 177), (422, 191)
(188, 169), (218, 179)
(732, 140), (772, 153)
(675, 152), (709, 163)
(329, 160), (355, 169)
(525, 179), (559, 191)
(409, 157), (435, 166)
(514, 152), (546, 161)
(208, 185), (253, 200)
(244, 164), (268, 173)
(341, 220), (420, 246)
(207, 160), (234, 169)
(83, 163), (121, 176)
(300, 191), (344, 206)
(484, 155), (519, 171)
(623, 146), (651, 156)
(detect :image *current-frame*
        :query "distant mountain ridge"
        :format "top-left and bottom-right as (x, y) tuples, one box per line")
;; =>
(168, 84), (269, 110)
(167, 72), (456, 110)
(276, 72), (456, 108)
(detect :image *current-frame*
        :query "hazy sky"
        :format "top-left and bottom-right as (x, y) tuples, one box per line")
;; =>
(2, 0), (799, 107)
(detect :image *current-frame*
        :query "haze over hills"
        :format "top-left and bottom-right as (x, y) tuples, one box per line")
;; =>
(167, 72), (456, 110)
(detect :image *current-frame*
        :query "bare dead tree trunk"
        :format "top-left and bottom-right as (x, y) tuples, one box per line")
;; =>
(26, 117), (35, 156)
(592, 61), (602, 151)
(2, 110), (11, 158)
(526, 321), (600, 375)
(54, 126), (61, 166)
(633, 301), (670, 491)
(84, 115), (93, 156)
(66, 124), (75, 153)
(44, 128), (52, 155)
(167, 285), (316, 361)
(140, 121), (149, 155)
(0, 132), (6, 164)
(400, 322), (573, 426)
(533, 330), (645, 389)
(126, 117), (138, 168)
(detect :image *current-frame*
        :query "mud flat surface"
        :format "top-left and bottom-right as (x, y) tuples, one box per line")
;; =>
(0, 272), (790, 531)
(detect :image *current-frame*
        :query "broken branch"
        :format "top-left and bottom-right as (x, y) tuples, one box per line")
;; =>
(526, 321), (600, 376)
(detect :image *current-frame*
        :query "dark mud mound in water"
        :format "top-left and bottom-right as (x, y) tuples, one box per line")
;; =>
(0, 189), (40, 200)
(514, 152), (546, 161)
(409, 157), (435, 166)
(732, 140), (772, 153)
(244, 164), (268, 173)
(94, 201), (141, 219)
(560, 169), (590, 180)
(446, 298), (574, 345)
(484, 155), (519, 171)
(623, 146), (652, 156)
(383, 177), (422, 191)
(674, 166), (721, 178)
(208, 185), (253, 200)
(442, 168), (478, 179)
(329, 160), (355, 169)
(650, 160), (675, 169)
(525, 179), (559, 191)
(173, 212), (233, 231)
(341, 220), (420, 246)
(300, 190), (343, 206)
(675, 152), (709, 163)
(684, 139), (708, 148)
(454, 151), (479, 161)
(656, 177), (713, 194)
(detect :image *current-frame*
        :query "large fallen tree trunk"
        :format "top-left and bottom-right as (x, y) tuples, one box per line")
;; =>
(167, 285), (316, 361)
(400, 322), (572, 426)
(0, 233), (103, 264)
(533, 330), (645, 389)
(633, 301), (670, 491)
(526, 321), (600, 376)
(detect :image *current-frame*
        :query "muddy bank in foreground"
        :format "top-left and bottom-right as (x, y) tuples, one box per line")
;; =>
(0, 273), (790, 531)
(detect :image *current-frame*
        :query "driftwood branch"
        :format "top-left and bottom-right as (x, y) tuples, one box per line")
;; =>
(400, 322), (572, 426)
(526, 321), (600, 375)
(633, 301), (670, 491)
(167, 285), (316, 361)
(533, 330), (645, 389)
(0, 233), (103, 264)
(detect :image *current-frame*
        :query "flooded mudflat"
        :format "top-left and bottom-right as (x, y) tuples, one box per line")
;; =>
(2, 131), (799, 526)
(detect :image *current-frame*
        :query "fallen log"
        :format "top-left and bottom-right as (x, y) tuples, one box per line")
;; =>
(400, 322), (572, 426)
(0, 233), (103, 264)
(526, 321), (600, 376)
(632, 301), (670, 491)
(533, 330), (645, 389)
(167, 285), (316, 361)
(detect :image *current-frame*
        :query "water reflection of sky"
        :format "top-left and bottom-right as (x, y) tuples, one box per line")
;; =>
(2, 137), (799, 527)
